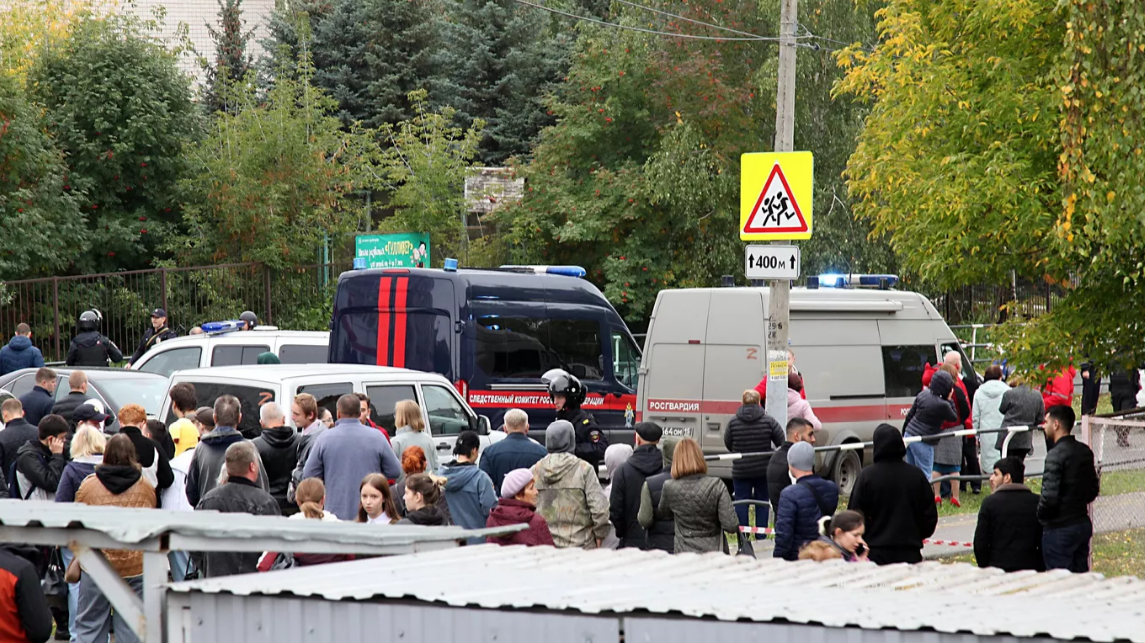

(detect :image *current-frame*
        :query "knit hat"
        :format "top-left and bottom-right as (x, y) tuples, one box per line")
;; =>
(500, 468), (535, 499)
(929, 369), (954, 398)
(545, 420), (576, 454)
(788, 441), (815, 472)
(634, 421), (663, 442)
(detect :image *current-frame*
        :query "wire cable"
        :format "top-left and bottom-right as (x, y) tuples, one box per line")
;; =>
(612, 0), (794, 41)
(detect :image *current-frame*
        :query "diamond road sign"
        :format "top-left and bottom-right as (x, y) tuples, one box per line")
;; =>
(745, 245), (800, 280)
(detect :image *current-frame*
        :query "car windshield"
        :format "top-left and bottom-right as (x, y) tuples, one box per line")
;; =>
(97, 377), (169, 417)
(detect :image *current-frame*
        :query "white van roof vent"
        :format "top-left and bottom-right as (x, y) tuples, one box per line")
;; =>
(808, 274), (898, 290)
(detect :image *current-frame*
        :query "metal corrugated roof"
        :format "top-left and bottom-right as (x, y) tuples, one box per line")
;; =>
(169, 546), (1145, 642)
(0, 500), (515, 549)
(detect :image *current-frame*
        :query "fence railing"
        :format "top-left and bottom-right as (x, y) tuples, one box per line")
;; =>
(0, 261), (353, 363)
(927, 277), (1073, 326)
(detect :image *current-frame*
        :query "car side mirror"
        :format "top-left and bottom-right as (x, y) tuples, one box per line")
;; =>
(477, 415), (491, 436)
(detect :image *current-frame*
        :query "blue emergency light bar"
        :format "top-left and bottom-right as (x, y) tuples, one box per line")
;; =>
(499, 265), (586, 278)
(201, 320), (246, 333)
(816, 274), (899, 289)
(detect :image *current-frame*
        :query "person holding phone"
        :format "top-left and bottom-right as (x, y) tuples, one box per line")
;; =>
(818, 510), (869, 562)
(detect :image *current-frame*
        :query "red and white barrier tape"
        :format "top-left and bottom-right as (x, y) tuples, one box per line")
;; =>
(739, 526), (775, 535)
(922, 539), (973, 548)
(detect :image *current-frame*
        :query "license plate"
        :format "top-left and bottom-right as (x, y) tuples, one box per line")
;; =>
(661, 427), (694, 437)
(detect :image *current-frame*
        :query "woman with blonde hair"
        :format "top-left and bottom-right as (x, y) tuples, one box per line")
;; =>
(56, 425), (107, 503)
(658, 438), (739, 553)
(390, 399), (439, 474)
(292, 478), (338, 522)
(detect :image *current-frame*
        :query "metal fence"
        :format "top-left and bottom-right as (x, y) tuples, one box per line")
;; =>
(1084, 413), (1145, 541)
(927, 277), (1072, 325)
(0, 261), (352, 363)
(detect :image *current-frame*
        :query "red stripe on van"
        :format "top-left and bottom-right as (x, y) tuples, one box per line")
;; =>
(467, 391), (637, 413)
(644, 399), (914, 424)
(376, 278), (392, 366)
(392, 277), (409, 368)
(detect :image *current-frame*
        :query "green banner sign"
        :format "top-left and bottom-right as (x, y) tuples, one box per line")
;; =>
(354, 233), (430, 269)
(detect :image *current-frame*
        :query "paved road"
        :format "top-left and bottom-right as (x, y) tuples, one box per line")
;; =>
(745, 491), (1145, 560)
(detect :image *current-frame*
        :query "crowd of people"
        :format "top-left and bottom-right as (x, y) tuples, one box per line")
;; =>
(0, 335), (1107, 643)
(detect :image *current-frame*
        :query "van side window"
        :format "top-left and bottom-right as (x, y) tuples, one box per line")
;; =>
(422, 385), (472, 436)
(296, 383), (354, 424)
(940, 343), (977, 382)
(612, 331), (640, 390)
(181, 382), (274, 436)
(365, 385), (417, 435)
(212, 345), (270, 367)
(547, 320), (602, 381)
(138, 347), (203, 377)
(279, 344), (328, 364)
(475, 318), (603, 381)
(882, 345), (935, 398)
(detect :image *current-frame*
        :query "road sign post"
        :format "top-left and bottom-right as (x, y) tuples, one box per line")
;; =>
(745, 245), (801, 280)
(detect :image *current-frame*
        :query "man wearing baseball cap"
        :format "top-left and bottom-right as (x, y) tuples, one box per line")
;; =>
(128, 308), (178, 366)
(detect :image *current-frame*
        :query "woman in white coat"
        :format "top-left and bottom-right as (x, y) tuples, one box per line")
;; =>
(973, 365), (1010, 473)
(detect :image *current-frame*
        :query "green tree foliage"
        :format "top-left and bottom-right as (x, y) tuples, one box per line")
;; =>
(434, 0), (572, 164)
(836, 0), (1062, 287)
(493, 0), (882, 324)
(363, 90), (484, 263)
(28, 13), (198, 273)
(203, 0), (254, 115)
(174, 51), (362, 269)
(0, 72), (87, 279)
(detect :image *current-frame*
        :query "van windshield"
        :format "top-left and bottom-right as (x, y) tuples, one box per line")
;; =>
(476, 317), (602, 380)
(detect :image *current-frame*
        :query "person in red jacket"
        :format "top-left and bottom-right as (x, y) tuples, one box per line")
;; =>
(754, 349), (806, 402)
(1041, 366), (1077, 412)
(486, 468), (555, 547)
(0, 544), (52, 643)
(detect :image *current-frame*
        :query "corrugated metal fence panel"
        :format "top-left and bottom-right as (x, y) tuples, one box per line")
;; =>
(624, 620), (1063, 643)
(180, 594), (618, 643)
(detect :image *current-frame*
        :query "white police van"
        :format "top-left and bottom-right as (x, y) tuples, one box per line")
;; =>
(637, 275), (972, 493)
(130, 326), (328, 377)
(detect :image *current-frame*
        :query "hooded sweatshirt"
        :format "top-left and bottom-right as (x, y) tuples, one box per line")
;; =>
(786, 388), (822, 430)
(186, 426), (269, 507)
(486, 497), (555, 547)
(439, 461), (497, 543)
(723, 404), (784, 478)
(397, 505), (447, 526)
(532, 451), (610, 549)
(252, 426), (299, 514)
(973, 379), (1010, 471)
(0, 335), (44, 376)
(75, 465), (156, 577)
(903, 370), (958, 439)
(609, 444), (662, 548)
(847, 425), (938, 564)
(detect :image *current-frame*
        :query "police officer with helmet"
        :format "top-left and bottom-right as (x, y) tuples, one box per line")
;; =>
(239, 310), (259, 330)
(66, 309), (123, 367)
(546, 369), (609, 471)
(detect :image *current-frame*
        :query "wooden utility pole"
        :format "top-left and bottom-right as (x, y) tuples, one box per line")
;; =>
(764, 0), (798, 426)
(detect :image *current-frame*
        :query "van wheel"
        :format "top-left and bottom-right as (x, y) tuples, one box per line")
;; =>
(832, 450), (861, 496)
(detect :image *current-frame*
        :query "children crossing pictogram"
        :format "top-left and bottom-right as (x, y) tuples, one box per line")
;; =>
(743, 163), (808, 234)
(740, 151), (813, 241)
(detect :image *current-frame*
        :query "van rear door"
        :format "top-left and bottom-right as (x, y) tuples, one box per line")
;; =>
(640, 290), (711, 446)
(701, 290), (766, 478)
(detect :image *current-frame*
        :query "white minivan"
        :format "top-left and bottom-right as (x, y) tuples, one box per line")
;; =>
(131, 330), (329, 377)
(157, 364), (494, 457)
(637, 283), (972, 493)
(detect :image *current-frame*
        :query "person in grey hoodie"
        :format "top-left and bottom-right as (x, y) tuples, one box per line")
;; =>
(288, 393), (325, 504)
(994, 373), (1045, 462)
(902, 369), (958, 480)
(390, 399), (439, 475)
(973, 365), (1010, 472)
(532, 420), (611, 549)
(186, 395), (269, 507)
(438, 430), (497, 544)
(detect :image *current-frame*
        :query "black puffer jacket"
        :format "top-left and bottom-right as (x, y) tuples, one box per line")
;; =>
(1038, 435), (1099, 529)
(766, 441), (794, 514)
(723, 404), (783, 478)
(609, 444), (662, 549)
(252, 426), (300, 515)
(974, 483), (1043, 572)
(903, 371), (958, 439)
(51, 391), (91, 430)
(847, 425), (938, 565)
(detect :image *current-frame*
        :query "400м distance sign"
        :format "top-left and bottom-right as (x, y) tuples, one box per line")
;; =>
(745, 245), (800, 280)
(740, 151), (813, 240)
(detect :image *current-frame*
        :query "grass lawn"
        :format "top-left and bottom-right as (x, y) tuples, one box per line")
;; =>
(944, 527), (1145, 578)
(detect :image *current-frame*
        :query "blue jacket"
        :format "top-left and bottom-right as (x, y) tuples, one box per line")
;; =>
(19, 386), (56, 426)
(773, 474), (840, 561)
(302, 419), (402, 521)
(439, 461), (497, 543)
(478, 433), (547, 493)
(55, 456), (102, 503)
(0, 336), (44, 376)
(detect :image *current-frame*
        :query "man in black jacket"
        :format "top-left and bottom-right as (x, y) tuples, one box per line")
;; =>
(637, 436), (679, 552)
(974, 457), (1043, 572)
(17, 367), (57, 426)
(50, 370), (91, 430)
(609, 422), (663, 548)
(766, 417), (817, 522)
(1039, 405), (1100, 572)
(848, 424), (938, 565)
(196, 441), (280, 577)
(548, 371), (608, 471)
(0, 398), (37, 480)
(117, 404), (174, 494)
(66, 311), (122, 367)
(723, 389), (783, 530)
(252, 402), (299, 516)
(13, 415), (67, 500)
(128, 308), (178, 366)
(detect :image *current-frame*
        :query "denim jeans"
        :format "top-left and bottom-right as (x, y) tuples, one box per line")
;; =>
(75, 572), (143, 643)
(60, 548), (78, 642)
(732, 477), (769, 530)
(1043, 518), (1092, 573)
(904, 440), (935, 479)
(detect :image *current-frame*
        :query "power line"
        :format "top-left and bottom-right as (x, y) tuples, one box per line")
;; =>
(612, 0), (791, 41)
(513, 0), (802, 43)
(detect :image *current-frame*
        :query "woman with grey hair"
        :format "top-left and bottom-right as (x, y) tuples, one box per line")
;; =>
(531, 420), (610, 549)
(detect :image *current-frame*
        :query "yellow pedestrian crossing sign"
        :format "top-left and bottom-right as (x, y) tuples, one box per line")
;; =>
(740, 152), (813, 240)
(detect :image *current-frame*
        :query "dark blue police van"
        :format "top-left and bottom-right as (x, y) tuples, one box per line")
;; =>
(328, 264), (642, 443)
